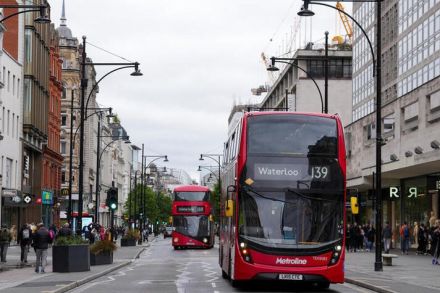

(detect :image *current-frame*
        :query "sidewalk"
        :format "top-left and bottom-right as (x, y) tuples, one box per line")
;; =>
(345, 248), (440, 293)
(0, 236), (153, 293)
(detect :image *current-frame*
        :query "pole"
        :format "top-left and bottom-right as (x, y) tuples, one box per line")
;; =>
(68, 89), (74, 227)
(134, 173), (138, 230)
(374, 1), (383, 272)
(110, 181), (115, 242)
(78, 36), (87, 234)
(94, 113), (101, 224)
(324, 31), (329, 114)
(140, 144), (145, 239)
(129, 168), (132, 229)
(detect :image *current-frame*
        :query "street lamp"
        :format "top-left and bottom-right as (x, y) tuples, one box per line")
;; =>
(77, 36), (142, 234)
(197, 165), (219, 186)
(199, 154), (222, 189)
(298, 0), (383, 272)
(0, 4), (50, 23)
(142, 154), (169, 231)
(267, 56), (324, 113)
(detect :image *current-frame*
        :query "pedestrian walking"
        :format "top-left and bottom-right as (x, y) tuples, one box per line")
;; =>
(417, 223), (427, 255)
(383, 222), (392, 254)
(57, 223), (72, 238)
(400, 222), (410, 254)
(0, 225), (12, 262)
(10, 225), (17, 245)
(32, 223), (52, 273)
(17, 224), (32, 264)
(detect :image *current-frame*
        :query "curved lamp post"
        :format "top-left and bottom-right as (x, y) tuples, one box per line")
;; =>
(143, 155), (169, 231)
(199, 154), (222, 189)
(298, 0), (383, 272)
(0, 4), (50, 23)
(197, 165), (219, 185)
(77, 36), (142, 233)
(267, 57), (324, 113)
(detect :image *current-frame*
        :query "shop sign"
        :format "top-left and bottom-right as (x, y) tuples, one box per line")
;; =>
(42, 190), (54, 205)
(389, 186), (418, 198)
(2, 189), (17, 197)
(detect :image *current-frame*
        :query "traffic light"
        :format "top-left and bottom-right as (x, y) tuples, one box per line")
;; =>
(106, 187), (118, 211)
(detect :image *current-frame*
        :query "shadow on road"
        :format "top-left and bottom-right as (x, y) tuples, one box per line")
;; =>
(232, 281), (336, 293)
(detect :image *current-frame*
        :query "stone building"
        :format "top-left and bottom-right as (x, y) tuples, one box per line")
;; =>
(346, 1), (440, 241)
(0, 4), (23, 227)
(21, 0), (51, 224)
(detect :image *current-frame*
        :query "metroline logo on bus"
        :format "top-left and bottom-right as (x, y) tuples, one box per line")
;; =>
(276, 257), (308, 265)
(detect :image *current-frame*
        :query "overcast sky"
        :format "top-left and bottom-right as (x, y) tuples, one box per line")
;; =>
(49, 0), (351, 181)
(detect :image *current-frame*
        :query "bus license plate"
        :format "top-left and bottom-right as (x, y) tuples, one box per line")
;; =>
(279, 274), (303, 280)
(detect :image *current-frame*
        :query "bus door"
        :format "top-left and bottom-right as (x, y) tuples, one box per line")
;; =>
(223, 185), (236, 275)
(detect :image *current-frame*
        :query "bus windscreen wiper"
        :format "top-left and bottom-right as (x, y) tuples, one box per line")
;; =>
(286, 188), (339, 202)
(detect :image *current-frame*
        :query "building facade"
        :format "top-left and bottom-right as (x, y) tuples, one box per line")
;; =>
(260, 45), (353, 127)
(41, 24), (63, 227)
(0, 4), (24, 227)
(346, 1), (440, 245)
(21, 0), (51, 225)
(57, 1), (80, 222)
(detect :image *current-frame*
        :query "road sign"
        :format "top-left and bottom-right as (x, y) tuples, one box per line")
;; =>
(23, 195), (32, 204)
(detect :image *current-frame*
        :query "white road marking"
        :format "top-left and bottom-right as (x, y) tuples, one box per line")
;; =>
(211, 282), (216, 288)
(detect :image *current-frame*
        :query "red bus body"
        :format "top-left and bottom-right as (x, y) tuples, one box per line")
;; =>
(219, 112), (346, 287)
(171, 185), (215, 249)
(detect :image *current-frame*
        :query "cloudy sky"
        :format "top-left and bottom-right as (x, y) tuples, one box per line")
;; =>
(48, 0), (350, 181)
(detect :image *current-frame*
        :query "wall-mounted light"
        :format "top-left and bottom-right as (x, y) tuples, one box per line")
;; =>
(405, 151), (413, 157)
(390, 154), (398, 161)
(431, 140), (440, 149)
(414, 146), (423, 154)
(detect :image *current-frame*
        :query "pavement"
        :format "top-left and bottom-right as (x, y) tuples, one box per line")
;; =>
(0, 236), (153, 293)
(345, 248), (440, 293)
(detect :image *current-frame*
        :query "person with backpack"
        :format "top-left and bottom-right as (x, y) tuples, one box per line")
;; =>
(0, 224), (12, 262)
(17, 224), (32, 264)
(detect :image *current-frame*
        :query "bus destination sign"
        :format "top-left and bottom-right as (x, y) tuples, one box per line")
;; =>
(176, 206), (205, 213)
(254, 164), (330, 181)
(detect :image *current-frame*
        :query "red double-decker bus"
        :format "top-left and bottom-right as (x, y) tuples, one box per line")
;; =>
(171, 185), (215, 249)
(219, 112), (346, 289)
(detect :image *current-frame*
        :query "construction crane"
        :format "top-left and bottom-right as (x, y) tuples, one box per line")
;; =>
(336, 2), (353, 43)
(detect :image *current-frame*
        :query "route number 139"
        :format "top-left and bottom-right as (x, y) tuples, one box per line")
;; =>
(311, 166), (329, 180)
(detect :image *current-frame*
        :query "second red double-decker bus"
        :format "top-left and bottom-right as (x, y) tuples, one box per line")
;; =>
(171, 185), (215, 249)
(219, 111), (346, 289)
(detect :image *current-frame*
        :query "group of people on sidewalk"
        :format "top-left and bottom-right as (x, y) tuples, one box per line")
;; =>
(345, 214), (440, 264)
(0, 222), (73, 273)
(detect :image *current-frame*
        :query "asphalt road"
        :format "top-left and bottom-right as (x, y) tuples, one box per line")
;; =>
(68, 237), (376, 293)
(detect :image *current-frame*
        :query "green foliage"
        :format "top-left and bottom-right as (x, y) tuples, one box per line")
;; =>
(122, 229), (140, 240)
(54, 235), (88, 246)
(90, 239), (117, 255)
(210, 182), (221, 222)
(123, 185), (172, 227)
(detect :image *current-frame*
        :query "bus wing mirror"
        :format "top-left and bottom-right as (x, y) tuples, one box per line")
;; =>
(227, 185), (236, 196)
(225, 199), (234, 217)
(350, 196), (359, 215)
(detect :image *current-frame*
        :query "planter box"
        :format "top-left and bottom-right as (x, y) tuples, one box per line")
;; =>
(121, 238), (137, 246)
(90, 251), (113, 265)
(52, 244), (90, 272)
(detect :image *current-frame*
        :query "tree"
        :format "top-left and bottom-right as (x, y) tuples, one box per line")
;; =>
(210, 182), (221, 224)
(123, 185), (172, 230)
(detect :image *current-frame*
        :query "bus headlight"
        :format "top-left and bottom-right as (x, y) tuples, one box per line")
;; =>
(328, 243), (343, 266)
(203, 238), (208, 243)
(173, 237), (179, 243)
(239, 242), (253, 263)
